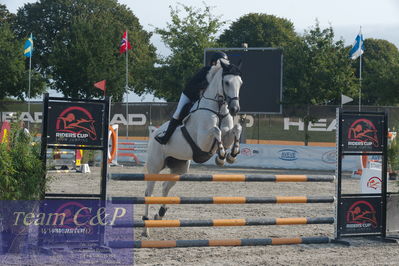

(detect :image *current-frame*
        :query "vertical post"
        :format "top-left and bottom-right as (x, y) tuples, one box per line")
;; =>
(28, 51), (32, 131)
(381, 111), (388, 238)
(40, 93), (49, 199)
(101, 96), (111, 201)
(125, 30), (129, 138)
(335, 108), (343, 239)
(100, 96), (111, 246)
(359, 54), (362, 112)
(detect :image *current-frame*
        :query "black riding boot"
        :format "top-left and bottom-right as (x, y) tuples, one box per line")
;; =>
(155, 118), (180, 145)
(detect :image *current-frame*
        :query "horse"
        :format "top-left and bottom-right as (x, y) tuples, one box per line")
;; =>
(142, 60), (243, 237)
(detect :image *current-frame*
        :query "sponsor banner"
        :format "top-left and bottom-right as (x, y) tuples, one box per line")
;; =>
(360, 168), (382, 193)
(47, 102), (105, 146)
(38, 200), (103, 244)
(199, 144), (358, 171)
(338, 196), (382, 236)
(341, 114), (384, 152)
(0, 200), (133, 264)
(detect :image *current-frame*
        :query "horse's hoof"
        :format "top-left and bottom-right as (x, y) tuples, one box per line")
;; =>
(226, 153), (236, 164)
(142, 230), (150, 238)
(215, 156), (225, 167)
(158, 206), (168, 217)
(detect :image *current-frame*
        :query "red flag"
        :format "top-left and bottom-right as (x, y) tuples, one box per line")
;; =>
(94, 80), (106, 95)
(119, 31), (132, 54)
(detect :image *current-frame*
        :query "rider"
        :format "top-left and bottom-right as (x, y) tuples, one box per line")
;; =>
(155, 51), (229, 145)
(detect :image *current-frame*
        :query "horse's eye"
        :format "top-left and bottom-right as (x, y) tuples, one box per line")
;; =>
(224, 81), (229, 86)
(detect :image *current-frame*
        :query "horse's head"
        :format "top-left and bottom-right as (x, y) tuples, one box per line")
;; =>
(220, 61), (242, 116)
(207, 60), (242, 116)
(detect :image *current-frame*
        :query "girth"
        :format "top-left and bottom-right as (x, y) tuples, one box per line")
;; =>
(180, 126), (215, 164)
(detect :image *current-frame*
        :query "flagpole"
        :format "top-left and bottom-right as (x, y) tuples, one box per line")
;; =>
(125, 30), (129, 138)
(359, 53), (362, 112)
(358, 26), (362, 112)
(27, 36), (32, 131)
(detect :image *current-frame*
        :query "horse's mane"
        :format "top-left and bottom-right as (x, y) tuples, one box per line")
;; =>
(205, 65), (224, 96)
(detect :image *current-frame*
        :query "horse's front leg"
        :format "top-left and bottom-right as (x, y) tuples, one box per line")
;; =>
(208, 127), (226, 166)
(222, 123), (242, 164)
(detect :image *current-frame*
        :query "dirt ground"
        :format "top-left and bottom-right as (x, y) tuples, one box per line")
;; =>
(37, 164), (399, 266)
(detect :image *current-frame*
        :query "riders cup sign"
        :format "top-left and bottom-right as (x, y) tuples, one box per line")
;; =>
(47, 102), (104, 146)
(341, 114), (384, 152)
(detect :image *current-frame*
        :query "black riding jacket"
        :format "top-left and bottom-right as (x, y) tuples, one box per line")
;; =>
(182, 66), (212, 102)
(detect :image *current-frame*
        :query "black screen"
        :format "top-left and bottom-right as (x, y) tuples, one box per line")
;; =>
(205, 49), (282, 113)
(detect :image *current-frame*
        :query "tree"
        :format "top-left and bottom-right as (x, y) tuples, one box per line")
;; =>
(14, 0), (156, 101)
(283, 22), (358, 144)
(151, 3), (225, 101)
(354, 38), (399, 105)
(218, 13), (298, 48)
(0, 4), (45, 100)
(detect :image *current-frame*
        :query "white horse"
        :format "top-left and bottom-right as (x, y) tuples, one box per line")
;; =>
(142, 60), (243, 237)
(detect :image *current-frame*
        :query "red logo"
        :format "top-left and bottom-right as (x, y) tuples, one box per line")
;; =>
(346, 200), (378, 228)
(347, 118), (379, 147)
(56, 106), (97, 140)
(241, 148), (252, 156)
(367, 176), (382, 190)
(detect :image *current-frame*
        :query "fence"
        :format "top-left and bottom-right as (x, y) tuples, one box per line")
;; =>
(1, 102), (399, 144)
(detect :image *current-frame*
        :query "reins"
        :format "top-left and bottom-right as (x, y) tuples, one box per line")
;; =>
(190, 71), (240, 125)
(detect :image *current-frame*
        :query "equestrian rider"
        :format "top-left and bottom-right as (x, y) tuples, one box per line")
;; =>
(155, 51), (229, 145)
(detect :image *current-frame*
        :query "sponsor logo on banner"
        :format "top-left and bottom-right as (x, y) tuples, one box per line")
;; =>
(346, 200), (378, 229)
(51, 201), (94, 233)
(367, 176), (382, 191)
(347, 118), (379, 148)
(321, 150), (336, 164)
(241, 148), (252, 156)
(240, 148), (259, 156)
(56, 106), (97, 141)
(278, 149), (298, 161)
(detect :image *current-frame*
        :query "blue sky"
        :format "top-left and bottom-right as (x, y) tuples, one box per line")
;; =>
(3, 0), (399, 101)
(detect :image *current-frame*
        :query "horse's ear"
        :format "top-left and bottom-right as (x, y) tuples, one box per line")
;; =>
(220, 60), (228, 70)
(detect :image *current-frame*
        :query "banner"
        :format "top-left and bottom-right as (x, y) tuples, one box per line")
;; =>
(202, 144), (358, 171)
(46, 102), (105, 146)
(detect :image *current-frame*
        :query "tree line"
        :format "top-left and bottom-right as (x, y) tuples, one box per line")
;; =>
(1, 0), (398, 106)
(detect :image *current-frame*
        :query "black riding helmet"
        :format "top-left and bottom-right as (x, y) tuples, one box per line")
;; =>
(210, 51), (228, 65)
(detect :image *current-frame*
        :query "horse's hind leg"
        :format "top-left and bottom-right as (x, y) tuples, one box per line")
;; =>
(154, 181), (176, 220)
(142, 154), (164, 237)
(155, 158), (190, 220)
(142, 181), (155, 237)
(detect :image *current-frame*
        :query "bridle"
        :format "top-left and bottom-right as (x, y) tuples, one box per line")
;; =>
(220, 73), (240, 109)
(200, 70), (241, 118)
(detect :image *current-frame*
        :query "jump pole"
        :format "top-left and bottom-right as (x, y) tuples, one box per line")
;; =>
(108, 236), (331, 249)
(111, 196), (335, 204)
(112, 217), (335, 228)
(110, 173), (335, 182)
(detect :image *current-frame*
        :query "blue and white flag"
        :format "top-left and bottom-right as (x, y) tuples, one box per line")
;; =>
(24, 33), (33, 57)
(349, 31), (364, 60)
